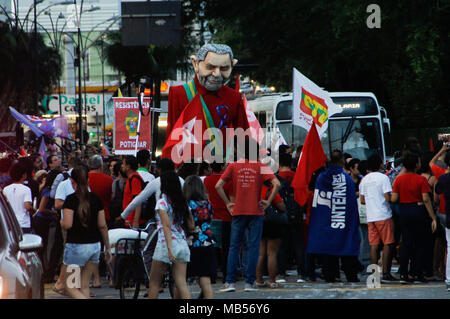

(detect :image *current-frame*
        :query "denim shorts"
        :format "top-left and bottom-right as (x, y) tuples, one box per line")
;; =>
(153, 239), (190, 264)
(63, 242), (101, 267)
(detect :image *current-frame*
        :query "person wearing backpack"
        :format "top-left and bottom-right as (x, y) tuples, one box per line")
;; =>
(122, 155), (145, 228)
(110, 162), (127, 229)
(276, 152), (308, 283)
(255, 180), (286, 288)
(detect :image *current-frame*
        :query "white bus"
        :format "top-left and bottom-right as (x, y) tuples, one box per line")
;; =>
(272, 92), (393, 162)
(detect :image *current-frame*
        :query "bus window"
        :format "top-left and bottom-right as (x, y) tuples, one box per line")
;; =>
(328, 119), (383, 161)
(278, 122), (308, 147)
(258, 112), (267, 128)
(275, 101), (293, 121)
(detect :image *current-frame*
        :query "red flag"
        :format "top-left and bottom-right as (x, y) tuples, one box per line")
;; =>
(162, 94), (206, 163)
(243, 94), (264, 145)
(292, 123), (327, 206)
(101, 143), (111, 158)
(429, 138), (434, 152)
(19, 147), (27, 157)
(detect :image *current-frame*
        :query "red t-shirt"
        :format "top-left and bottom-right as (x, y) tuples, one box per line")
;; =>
(204, 173), (233, 222)
(392, 173), (431, 204)
(220, 161), (276, 216)
(123, 172), (144, 224)
(88, 172), (113, 221)
(431, 164), (446, 214)
(166, 76), (249, 142)
(260, 186), (283, 206)
(278, 170), (296, 182)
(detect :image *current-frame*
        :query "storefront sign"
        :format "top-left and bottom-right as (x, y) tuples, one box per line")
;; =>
(45, 94), (110, 115)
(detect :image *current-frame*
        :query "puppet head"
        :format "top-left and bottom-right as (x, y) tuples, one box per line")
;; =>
(190, 43), (238, 92)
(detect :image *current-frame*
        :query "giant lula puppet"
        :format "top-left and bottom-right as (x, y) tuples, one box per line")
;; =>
(162, 44), (249, 162)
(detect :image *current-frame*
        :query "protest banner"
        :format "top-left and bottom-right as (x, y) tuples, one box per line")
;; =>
(113, 97), (152, 155)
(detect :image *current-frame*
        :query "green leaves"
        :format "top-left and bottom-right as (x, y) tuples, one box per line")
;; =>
(204, 0), (450, 129)
(0, 22), (62, 120)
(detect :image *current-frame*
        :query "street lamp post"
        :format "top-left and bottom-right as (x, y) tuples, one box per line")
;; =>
(101, 35), (106, 141)
(73, 1), (101, 152)
(45, 10), (65, 116)
(33, 0), (42, 114)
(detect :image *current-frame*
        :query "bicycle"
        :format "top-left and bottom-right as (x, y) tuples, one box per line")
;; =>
(110, 221), (175, 299)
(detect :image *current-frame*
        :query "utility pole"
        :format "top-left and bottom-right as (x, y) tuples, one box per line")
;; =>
(34, 0), (39, 113)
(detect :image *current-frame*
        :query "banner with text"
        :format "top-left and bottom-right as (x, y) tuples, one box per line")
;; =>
(113, 97), (152, 155)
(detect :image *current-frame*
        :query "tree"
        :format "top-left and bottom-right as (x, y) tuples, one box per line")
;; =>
(0, 22), (62, 132)
(204, 0), (450, 129)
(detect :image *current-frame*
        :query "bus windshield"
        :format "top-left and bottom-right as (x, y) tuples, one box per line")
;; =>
(323, 118), (383, 160)
(277, 118), (383, 161)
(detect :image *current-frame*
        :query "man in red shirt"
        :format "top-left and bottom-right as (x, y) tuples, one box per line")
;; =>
(88, 155), (114, 225)
(87, 155), (114, 288)
(166, 44), (249, 159)
(204, 161), (233, 283)
(121, 155), (144, 228)
(215, 138), (280, 292)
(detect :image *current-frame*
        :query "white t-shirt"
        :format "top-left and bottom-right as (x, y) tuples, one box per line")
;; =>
(3, 183), (32, 228)
(55, 177), (91, 201)
(137, 169), (155, 183)
(359, 172), (392, 222)
(55, 178), (75, 201)
(120, 176), (185, 220)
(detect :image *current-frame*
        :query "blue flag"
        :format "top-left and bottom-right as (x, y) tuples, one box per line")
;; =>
(9, 107), (69, 138)
(39, 137), (47, 169)
(9, 107), (46, 137)
(306, 166), (361, 256)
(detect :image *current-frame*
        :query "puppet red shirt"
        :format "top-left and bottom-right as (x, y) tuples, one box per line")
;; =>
(167, 76), (249, 143)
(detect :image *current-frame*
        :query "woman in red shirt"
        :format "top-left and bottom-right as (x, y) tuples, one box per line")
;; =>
(392, 151), (438, 283)
(255, 181), (286, 288)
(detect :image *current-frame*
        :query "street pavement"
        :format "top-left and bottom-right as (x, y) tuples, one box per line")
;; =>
(45, 269), (450, 300)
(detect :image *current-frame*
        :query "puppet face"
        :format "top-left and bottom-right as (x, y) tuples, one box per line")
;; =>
(191, 52), (237, 92)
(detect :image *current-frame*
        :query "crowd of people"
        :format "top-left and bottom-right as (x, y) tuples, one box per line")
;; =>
(0, 135), (449, 299)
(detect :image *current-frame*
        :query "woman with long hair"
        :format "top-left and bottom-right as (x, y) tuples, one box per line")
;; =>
(148, 171), (194, 299)
(60, 166), (111, 299)
(183, 175), (217, 299)
(391, 151), (438, 283)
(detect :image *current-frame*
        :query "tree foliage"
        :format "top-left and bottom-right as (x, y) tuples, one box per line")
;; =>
(204, 0), (450, 129)
(0, 22), (62, 131)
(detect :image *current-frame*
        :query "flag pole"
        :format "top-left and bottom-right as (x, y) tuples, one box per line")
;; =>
(134, 92), (143, 156)
(0, 139), (20, 155)
(48, 136), (71, 155)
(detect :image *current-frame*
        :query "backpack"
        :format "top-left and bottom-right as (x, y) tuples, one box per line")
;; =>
(276, 174), (303, 223)
(263, 189), (288, 226)
(110, 179), (125, 221)
(128, 174), (156, 222)
(62, 172), (70, 181)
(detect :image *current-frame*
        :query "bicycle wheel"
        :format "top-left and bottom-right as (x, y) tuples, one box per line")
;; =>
(168, 274), (175, 299)
(117, 257), (141, 299)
